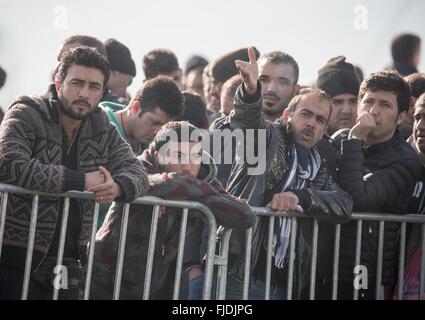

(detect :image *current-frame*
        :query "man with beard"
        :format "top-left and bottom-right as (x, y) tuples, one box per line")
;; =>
(258, 51), (300, 122)
(225, 48), (352, 299)
(0, 46), (148, 299)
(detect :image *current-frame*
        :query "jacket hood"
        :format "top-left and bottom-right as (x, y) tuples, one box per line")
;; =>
(140, 146), (218, 183)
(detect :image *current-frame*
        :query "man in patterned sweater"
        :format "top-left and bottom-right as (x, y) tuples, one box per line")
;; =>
(0, 46), (148, 299)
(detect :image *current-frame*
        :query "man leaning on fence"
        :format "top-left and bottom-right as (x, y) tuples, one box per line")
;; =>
(224, 48), (353, 299)
(90, 121), (255, 299)
(336, 71), (421, 299)
(0, 46), (148, 299)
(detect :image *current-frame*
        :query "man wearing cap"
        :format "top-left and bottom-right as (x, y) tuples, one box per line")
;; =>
(316, 56), (360, 137)
(102, 38), (136, 105)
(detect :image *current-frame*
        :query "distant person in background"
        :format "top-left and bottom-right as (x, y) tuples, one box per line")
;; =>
(0, 65), (6, 122)
(387, 33), (421, 77)
(399, 73), (425, 140)
(177, 92), (209, 129)
(143, 48), (183, 88)
(103, 38), (136, 104)
(183, 55), (209, 101)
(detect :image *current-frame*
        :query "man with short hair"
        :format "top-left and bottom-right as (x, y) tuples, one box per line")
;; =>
(0, 46), (148, 299)
(337, 71), (421, 299)
(142, 48), (183, 88)
(257, 51), (300, 122)
(225, 48), (352, 299)
(103, 38), (136, 103)
(100, 76), (184, 154)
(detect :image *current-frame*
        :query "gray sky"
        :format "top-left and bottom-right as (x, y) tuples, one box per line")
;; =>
(0, 0), (424, 108)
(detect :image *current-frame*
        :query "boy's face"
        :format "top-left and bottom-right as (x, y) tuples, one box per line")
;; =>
(156, 141), (203, 178)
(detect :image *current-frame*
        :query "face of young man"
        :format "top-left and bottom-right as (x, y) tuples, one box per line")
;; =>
(157, 141), (203, 178)
(285, 95), (330, 149)
(413, 105), (425, 153)
(129, 105), (173, 144)
(108, 70), (133, 98)
(358, 90), (403, 143)
(258, 60), (297, 118)
(55, 64), (104, 120)
(328, 93), (358, 134)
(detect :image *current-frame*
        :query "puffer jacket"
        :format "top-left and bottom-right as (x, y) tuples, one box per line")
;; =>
(226, 84), (353, 299)
(337, 132), (421, 285)
(90, 147), (255, 299)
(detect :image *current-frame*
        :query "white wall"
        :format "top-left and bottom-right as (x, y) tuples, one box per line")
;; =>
(0, 0), (424, 109)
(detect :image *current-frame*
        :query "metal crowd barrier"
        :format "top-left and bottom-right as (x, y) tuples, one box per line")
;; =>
(1, 183), (425, 300)
(215, 208), (425, 300)
(0, 183), (218, 300)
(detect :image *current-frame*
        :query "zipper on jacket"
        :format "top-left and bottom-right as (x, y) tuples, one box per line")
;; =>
(161, 245), (165, 256)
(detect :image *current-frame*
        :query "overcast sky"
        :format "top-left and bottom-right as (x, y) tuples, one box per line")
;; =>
(0, 0), (424, 109)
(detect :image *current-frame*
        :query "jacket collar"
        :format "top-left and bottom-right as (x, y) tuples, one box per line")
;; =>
(364, 129), (404, 154)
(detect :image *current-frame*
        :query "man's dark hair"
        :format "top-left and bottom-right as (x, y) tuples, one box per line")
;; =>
(177, 92), (209, 129)
(391, 33), (421, 64)
(405, 73), (425, 99)
(132, 75), (184, 118)
(0, 66), (6, 89)
(359, 71), (411, 113)
(59, 35), (107, 60)
(287, 87), (332, 123)
(151, 121), (202, 152)
(143, 48), (180, 80)
(258, 51), (300, 85)
(55, 46), (110, 87)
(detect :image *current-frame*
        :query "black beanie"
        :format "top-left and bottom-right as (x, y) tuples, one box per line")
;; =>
(316, 56), (360, 97)
(211, 47), (260, 83)
(104, 38), (136, 77)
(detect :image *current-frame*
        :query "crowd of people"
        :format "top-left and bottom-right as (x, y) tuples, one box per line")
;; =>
(0, 32), (424, 300)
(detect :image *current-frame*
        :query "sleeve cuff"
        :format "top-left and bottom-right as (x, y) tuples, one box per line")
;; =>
(64, 168), (85, 191)
(291, 189), (312, 210)
(240, 81), (262, 104)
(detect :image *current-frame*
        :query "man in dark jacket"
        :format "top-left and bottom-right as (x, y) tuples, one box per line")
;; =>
(0, 46), (148, 299)
(90, 121), (255, 299)
(337, 71), (421, 299)
(225, 48), (353, 299)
